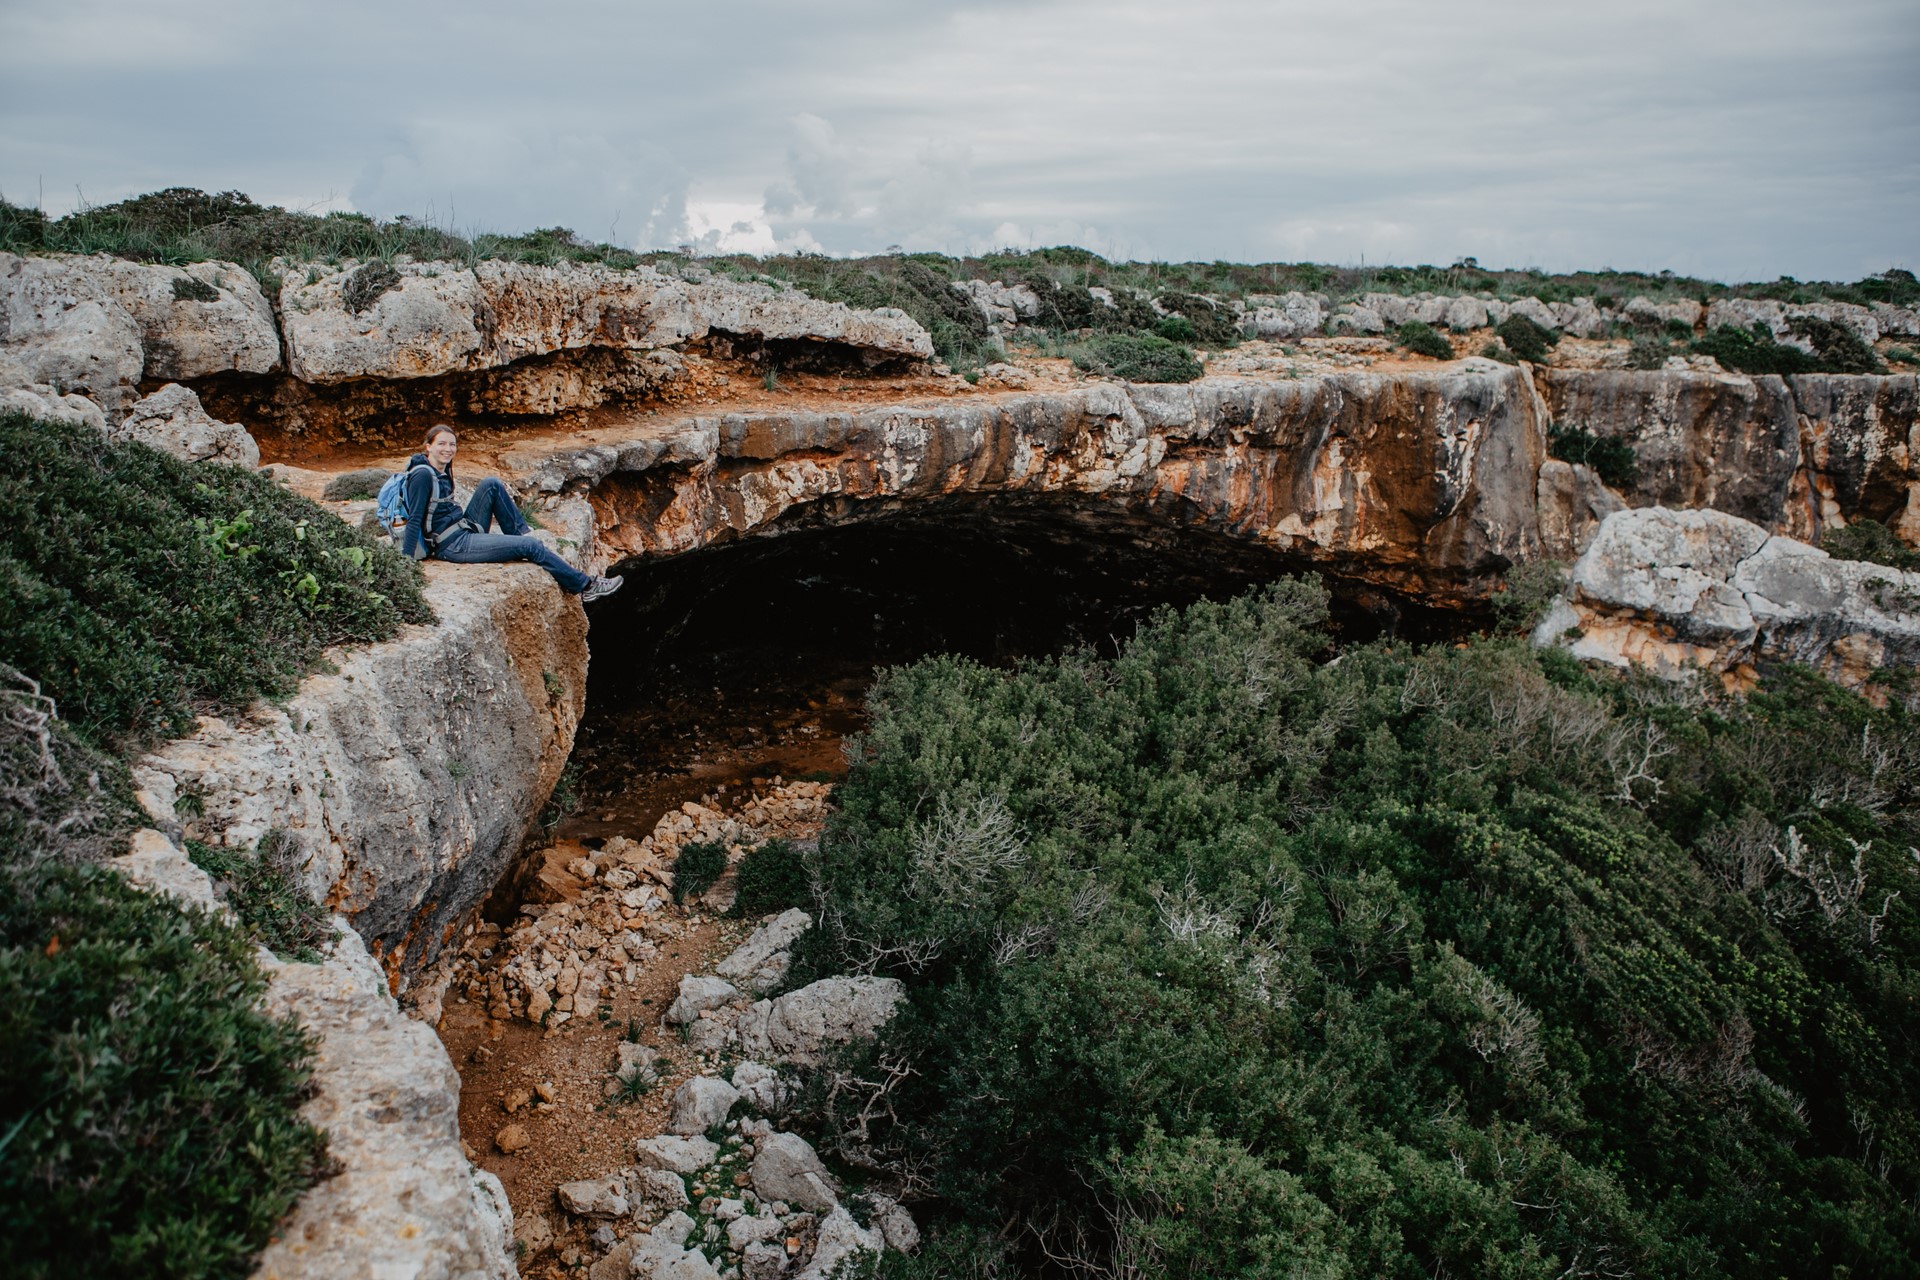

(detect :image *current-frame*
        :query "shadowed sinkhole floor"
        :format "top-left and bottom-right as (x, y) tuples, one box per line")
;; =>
(542, 499), (1482, 862)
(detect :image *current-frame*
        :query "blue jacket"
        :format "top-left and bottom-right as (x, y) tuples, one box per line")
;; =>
(401, 454), (465, 559)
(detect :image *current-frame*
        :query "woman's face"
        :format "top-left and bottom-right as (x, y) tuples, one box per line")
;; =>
(427, 431), (457, 468)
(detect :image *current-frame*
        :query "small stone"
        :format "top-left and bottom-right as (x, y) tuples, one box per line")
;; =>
(526, 988), (553, 1021)
(495, 1124), (531, 1154)
(534, 1080), (558, 1102)
(668, 1075), (741, 1135)
(557, 1176), (630, 1218)
(503, 1087), (532, 1113)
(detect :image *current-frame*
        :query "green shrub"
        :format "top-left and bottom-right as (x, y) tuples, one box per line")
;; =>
(1070, 333), (1203, 383)
(1887, 345), (1917, 366)
(1153, 291), (1240, 347)
(1547, 421), (1639, 488)
(730, 838), (811, 918)
(1691, 323), (1818, 376)
(0, 412), (431, 747)
(1478, 339), (1517, 364)
(1152, 314), (1199, 344)
(1494, 314), (1559, 363)
(0, 859), (328, 1280)
(187, 831), (334, 960)
(1626, 335), (1672, 369)
(795, 585), (1920, 1277)
(671, 841), (727, 904)
(1787, 315), (1885, 374)
(1395, 320), (1455, 359)
(1822, 518), (1920, 571)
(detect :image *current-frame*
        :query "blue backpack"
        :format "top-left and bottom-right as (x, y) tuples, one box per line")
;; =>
(374, 462), (438, 551)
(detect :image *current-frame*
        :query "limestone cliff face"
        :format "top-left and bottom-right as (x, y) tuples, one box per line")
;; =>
(1536, 370), (1919, 545)
(132, 563), (587, 985)
(515, 370), (1554, 603)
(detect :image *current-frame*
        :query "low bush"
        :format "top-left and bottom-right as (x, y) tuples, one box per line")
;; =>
(1069, 333), (1203, 383)
(671, 841), (727, 904)
(1626, 335), (1672, 369)
(1547, 421), (1639, 488)
(796, 585), (1919, 1277)
(0, 859), (328, 1280)
(1153, 291), (1240, 346)
(1689, 321), (1883, 376)
(1477, 339), (1517, 364)
(1395, 320), (1454, 359)
(1822, 518), (1920, 572)
(1494, 313), (1559, 363)
(187, 830), (334, 960)
(0, 412), (431, 748)
(729, 838), (811, 918)
(1787, 315), (1885, 374)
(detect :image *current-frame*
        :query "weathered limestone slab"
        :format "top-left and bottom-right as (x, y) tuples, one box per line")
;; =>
(114, 382), (261, 467)
(0, 253), (279, 414)
(278, 259), (933, 384)
(132, 562), (587, 985)
(250, 923), (516, 1280)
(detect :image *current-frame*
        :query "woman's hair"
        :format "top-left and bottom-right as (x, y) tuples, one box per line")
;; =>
(424, 423), (456, 447)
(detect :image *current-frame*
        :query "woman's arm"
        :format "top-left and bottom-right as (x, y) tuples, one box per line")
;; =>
(401, 467), (436, 560)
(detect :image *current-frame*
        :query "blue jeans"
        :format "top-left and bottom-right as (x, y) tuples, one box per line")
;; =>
(434, 477), (592, 594)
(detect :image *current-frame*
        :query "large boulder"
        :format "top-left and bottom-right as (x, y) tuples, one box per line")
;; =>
(1535, 458), (1628, 560)
(0, 254), (279, 412)
(92, 257), (281, 379)
(1534, 506), (1920, 688)
(0, 383), (107, 429)
(0, 252), (143, 409)
(634, 1134), (721, 1175)
(736, 975), (907, 1066)
(113, 382), (260, 467)
(665, 973), (742, 1024)
(794, 1207), (884, 1280)
(1243, 292), (1325, 338)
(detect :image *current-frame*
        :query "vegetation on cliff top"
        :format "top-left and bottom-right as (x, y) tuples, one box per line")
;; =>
(0, 410), (433, 1277)
(0, 412), (431, 748)
(5, 188), (1914, 377)
(791, 583), (1919, 1279)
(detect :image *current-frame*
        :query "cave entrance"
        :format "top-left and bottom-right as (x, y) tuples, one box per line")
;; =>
(548, 498), (1478, 854)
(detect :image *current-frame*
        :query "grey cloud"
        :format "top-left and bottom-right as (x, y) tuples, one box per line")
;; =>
(0, 0), (1912, 279)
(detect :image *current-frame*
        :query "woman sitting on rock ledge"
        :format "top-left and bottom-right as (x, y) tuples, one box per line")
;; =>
(401, 424), (623, 602)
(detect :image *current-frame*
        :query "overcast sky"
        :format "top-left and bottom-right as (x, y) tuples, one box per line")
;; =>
(3, 0), (1915, 282)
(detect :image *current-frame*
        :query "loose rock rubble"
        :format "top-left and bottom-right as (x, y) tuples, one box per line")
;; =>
(508, 877), (917, 1280)
(442, 780), (832, 1029)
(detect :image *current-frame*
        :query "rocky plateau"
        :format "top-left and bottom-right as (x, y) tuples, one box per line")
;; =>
(6, 247), (1918, 1280)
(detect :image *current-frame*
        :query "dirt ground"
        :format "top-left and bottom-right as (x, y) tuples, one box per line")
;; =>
(438, 906), (746, 1271)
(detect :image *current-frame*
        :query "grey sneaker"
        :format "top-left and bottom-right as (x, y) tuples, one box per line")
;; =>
(580, 574), (624, 603)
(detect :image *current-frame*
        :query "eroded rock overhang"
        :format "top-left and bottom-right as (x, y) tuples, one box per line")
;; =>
(510, 369), (1554, 607)
(500, 368), (1918, 612)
